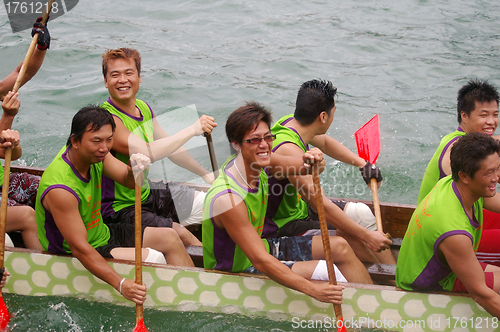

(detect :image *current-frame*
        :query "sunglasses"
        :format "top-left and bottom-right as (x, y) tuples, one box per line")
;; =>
(242, 134), (277, 144)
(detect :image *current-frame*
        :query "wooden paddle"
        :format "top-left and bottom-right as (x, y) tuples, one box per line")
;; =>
(354, 114), (384, 233)
(203, 133), (219, 178)
(0, 2), (54, 327)
(133, 183), (149, 332)
(312, 165), (347, 332)
(0, 147), (11, 330)
(12, 0), (54, 93)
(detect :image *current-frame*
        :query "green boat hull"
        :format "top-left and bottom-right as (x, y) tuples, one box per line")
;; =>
(3, 248), (496, 331)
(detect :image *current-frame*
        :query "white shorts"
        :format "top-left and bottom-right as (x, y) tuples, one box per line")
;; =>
(180, 191), (205, 227)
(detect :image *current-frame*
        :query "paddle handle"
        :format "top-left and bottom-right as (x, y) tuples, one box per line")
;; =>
(204, 133), (219, 178)
(134, 183), (143, 322)
(0, 148), (11, 269)
(12, 0), (54, 93)
(312, 167), (345, 328)
(370, 178), (383, 232)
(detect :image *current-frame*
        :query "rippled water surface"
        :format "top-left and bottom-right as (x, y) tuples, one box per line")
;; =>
(1, 0), (499, 330)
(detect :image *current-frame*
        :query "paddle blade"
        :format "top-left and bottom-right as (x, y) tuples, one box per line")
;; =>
(337, 317), (347, 332)
(133, 318), (149, 332)
(354, 114), (380, 164)
(0, 295), (10, 330)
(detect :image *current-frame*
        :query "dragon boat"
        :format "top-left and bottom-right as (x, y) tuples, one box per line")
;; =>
(2, 165), (496, 332)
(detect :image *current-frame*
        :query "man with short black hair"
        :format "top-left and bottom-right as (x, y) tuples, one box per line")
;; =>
(417, 79), (500, 264)
(36, 106), (194, 305)
(398, 132), (500, 318)
(418, 79), (500, 203)
(265, 79), (394, 264)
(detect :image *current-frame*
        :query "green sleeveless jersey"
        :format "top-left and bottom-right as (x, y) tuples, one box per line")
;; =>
(36, 146), (110, 254)
(396, 175), (483, 292)
(202, 155), (270, 272)
(100, 98), (154, 217)
(264, 114), (309, 237)
(417, 128), (465, 204)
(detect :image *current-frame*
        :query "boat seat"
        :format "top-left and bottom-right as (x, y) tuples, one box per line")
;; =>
(186, 245), (204, 267)
(364, 263), (396, 285)
(391, 237), (402, 247)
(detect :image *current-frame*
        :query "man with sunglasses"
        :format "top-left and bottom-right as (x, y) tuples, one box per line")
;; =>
(203, 101), (373, 305)
(264, 79), (394, 264)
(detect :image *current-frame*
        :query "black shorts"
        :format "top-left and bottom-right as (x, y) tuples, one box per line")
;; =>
(95, 223), (147, 258)
(276, 199), (346, 237)
(104, 180), (195, 228)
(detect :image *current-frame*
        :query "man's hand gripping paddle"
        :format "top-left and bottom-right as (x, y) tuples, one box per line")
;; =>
(354, 114), (388, 237)
(12, 0), (54, 93)
(203, 133), (219, 178)
(311, 164), (347, 332)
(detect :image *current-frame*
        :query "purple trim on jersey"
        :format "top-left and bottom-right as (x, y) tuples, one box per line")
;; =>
(272, 141), (288, 152)
(224, 158), (259, 193)
(438, 127), (464, 179)
(263, 175), (286, 238)
(288, 127), (309, 151)
(41, 184), (81, 255)
(44, 210), (66, 254)
(106, 97), (144, 121)
(101, 150), (118, 218)
(144, 101), (156, 118)
(271, 117), (309, 152)
(266, 116), (309, 233)
(412, 230), (471, 291)
(281, 117), (293, 126)
(41, 184), (81, 205)
(452, 181), (480, 228)
(210, 189), (242, 271)
(62, 147), (90, 183)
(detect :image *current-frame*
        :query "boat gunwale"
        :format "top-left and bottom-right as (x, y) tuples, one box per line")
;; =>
(5, 246), (474, 299)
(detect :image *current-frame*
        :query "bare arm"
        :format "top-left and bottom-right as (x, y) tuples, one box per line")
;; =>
(484, 195), (500, 214)
(0, 129), (22, 161)
(0, 92), (22, 160)
(267, 147), (325, 180)
(440, 234), (500, 317)
(0, 91), (21, 134)
(212, 193), (343, 304)
(310, 134), (365, 167)
(42, 188), (146, 304)
(0, 48), (47, 100)
(440, 143), (453, 177)
(102, 152), (150, 189)
(153, 117), (215, 183)
(111, 114), (216, 164)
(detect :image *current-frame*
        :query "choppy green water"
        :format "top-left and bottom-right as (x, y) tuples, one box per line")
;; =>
(6, 294), (390, 332)
(1, 0), (500, 330)
(6, 294), (316, 332)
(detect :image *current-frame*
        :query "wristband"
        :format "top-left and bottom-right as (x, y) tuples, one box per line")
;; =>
(119, 278), (125, 294)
